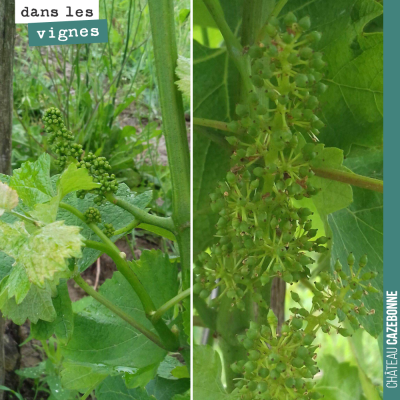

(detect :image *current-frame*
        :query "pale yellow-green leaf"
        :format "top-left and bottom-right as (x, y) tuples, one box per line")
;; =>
(30, 196), (61, 224)
(0, 182), (18, 216)
(31, 163), (99, 224)
(19, 221), (83, 287)
(58, 163), (100, 198)
(0, 220), (29, 259)
(7, 263), (31, 304)
(0, 220), (83, 288)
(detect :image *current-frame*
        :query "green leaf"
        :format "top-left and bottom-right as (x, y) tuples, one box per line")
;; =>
(96, 376), (154, 400)
(171, 366), (189, 379)
(46, 375), (78, 400)
(193, 345), (231, 400)
(16, 361), (46, 379)
(328, 148), (383, 337)
(125, 363), (160, 389)
(58, 186), (152, 272)
(31, 162), (99, 224)
(193, 41), (239, 256)
(130, 250), (179, 317)
(193, 0), (243, 30)
(57, 162), (100, 198)
(0, 281), (56, 324)
(310, 147), (353, 215)
(9, 153), (54, 208)
(172, 394), (190, 400)
(157, 356), (184, 380)
(0, 386), (24, 400)
(63, 270), (167, 370)
(146, 376), (190, 400)
(31, 280), (74, 344)
(137, 223), (177, 242)
(7, 263), (31, 304)
(316, 355), (364, 400)
(61, 361), (111, 392)
(283, 0), (383, 151)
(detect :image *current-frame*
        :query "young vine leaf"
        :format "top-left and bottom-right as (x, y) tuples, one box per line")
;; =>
(0, 182), (18, 216)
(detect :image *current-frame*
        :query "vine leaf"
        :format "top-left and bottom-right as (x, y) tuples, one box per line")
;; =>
(130, 250), (179, 316)
(125, 363), (160, 389)
(31, 280), (74, 344)
(328, 147), (383, 337)
(0, 182), (18, 216)
(193, 41), (239, 256)
(96, 376), (155, 400)
(7, 263), (31, 305)
(310, 147), (353, 215)
(0, 278), (56, 324)
(283, 0), (383, 151)
(31, 162), (99, 224)
(9, 153), (55, 208)
(62, 251), (177, 388)
(0, 220), (83, 288)
(58, 186), (152, 272)
(193, 345), (232, 400)
(61, 362), (113, 392)
(316, 355), (364, 400)
(146, 376), (190, 400)
(57, 162), (100, 198)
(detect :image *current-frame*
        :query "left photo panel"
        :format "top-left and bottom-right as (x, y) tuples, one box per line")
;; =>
(0, 1), (190, 399)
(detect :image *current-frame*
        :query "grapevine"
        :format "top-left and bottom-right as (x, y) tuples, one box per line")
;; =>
(194, 10), (380, 400)
(44, 107), (119, 205)
(194, 12), (330, 309)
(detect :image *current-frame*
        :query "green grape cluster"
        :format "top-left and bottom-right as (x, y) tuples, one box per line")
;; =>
(194, 13), (330, 309)
(231, 255), (377, 400)
(76, 152), (118, 204)
(43, 107), (83, 169)
(43, 107), (119, 203)
(103, 223), (116, 238)
(84, 207), (102, 224)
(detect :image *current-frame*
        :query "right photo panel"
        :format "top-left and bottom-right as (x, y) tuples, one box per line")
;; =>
(192, 1), (384, 399)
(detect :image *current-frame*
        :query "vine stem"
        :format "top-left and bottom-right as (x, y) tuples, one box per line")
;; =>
(104, 193), (175, 232)
(271, 0), (288, 18)
(148, 0), (190, 285)
(152, 288), (191, 323)
(193, 118), (231, 133)
(73, 274), (165, 350)
(10, 211), (42, 227)
(193, 118), (384, 193)
(312, 167), (383, 193)
(114, 219), (140, 236)
(59, 202), (179, 351)
(202, 0), (253, 95)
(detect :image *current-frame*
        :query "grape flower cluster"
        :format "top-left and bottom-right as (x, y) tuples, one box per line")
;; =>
(103, 223), (116, 238)
(231, 254), (377, 400)
(43, 107), (83, 170)
(193, 11), (379, 400)
(84, 207), (102, 224)
(194, 13), (330, 309)
(43, 107), (119, 204)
